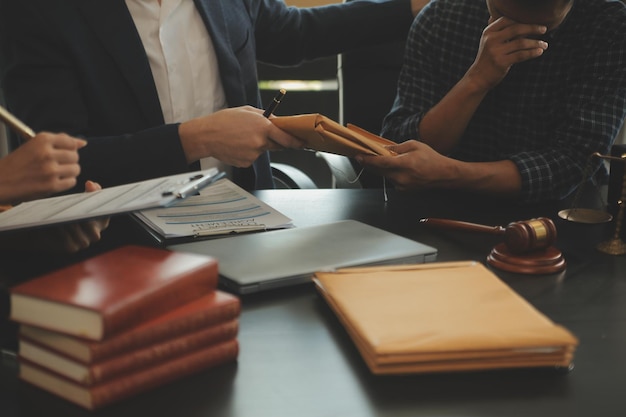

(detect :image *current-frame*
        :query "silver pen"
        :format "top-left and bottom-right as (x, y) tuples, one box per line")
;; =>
(176, 170), (225, 199)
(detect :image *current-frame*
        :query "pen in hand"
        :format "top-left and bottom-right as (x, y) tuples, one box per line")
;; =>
(0, 104), (36, 140)
(263, 89), (286, 118)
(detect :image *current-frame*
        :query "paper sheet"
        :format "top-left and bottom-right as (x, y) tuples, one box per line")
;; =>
(133, 178), (293, 239)
(0, 169), (222, 232)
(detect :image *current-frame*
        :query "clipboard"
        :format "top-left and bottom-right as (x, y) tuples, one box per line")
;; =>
(131, 178), (294, 245)
(0, 168), (225, 233)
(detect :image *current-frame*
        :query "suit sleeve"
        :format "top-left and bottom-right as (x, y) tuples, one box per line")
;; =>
(254, 0), (414, 65)
(0, 0), (191, 191)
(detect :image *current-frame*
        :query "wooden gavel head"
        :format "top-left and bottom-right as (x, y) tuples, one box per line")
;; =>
(502, 217), (557, 254)
(419, 217), (558, 254)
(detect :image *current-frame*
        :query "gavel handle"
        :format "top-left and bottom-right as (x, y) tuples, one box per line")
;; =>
(419, 218), (506, 236)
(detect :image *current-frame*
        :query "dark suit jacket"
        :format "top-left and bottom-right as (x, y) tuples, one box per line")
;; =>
(0, 0), (413, 191)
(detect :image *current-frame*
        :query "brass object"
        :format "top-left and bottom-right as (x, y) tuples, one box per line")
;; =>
(527, 219), (549, 243)
(558, 208), (612, 224)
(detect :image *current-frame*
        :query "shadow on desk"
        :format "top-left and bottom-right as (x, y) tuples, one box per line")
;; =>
(312, 291), (574, 406)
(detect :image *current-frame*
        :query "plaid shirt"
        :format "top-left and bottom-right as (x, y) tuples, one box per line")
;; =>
(381, 0), (626, 203)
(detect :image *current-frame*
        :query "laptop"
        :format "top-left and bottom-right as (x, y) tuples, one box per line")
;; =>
(167, 220), (437, 295)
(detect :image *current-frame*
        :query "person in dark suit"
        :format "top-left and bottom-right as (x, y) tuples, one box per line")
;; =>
(0, 0), (428, 192)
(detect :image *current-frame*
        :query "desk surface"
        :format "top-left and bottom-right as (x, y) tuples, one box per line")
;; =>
(2, 189), (625, 417)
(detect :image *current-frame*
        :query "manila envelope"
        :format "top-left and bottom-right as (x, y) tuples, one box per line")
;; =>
(271, 113), (396, 157)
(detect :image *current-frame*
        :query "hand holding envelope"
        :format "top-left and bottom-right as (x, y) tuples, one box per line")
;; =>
(270, 113), (396, 157)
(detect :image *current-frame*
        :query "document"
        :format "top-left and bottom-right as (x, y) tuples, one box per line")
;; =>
(313, 261), (578, 374)
(270, 113), (396, 157)
(133, 178), (293, 242)
(0, 169), (223, 232)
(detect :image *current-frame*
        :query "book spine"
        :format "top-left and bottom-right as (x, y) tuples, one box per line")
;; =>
(90, 339), (238, 410)
(86, 320), (238, 384)
(103, 260), (219, 337)
(90, 298), (240, 362)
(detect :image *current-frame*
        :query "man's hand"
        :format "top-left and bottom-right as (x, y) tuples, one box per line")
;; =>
(356, 140), (522, 197)
(357, 140), (453, 191)
(178, 106), (304, 167)
(466, 17), (548, 91)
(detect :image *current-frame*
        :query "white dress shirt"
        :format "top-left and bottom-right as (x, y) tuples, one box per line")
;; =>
(125, 0), (230, 174)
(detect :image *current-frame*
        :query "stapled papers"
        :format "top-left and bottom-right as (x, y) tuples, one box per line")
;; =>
(133, 178), (293, 243)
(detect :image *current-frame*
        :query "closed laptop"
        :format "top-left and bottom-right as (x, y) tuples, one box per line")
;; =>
(168, 220), (437, 294)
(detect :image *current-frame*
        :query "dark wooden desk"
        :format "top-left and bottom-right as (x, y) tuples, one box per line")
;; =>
(2, 189), (625, 416)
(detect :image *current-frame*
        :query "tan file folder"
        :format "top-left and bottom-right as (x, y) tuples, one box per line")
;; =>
(271, 113), (396, 157)
(314, 261), (578, 374)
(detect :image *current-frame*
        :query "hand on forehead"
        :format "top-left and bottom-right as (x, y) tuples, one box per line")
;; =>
(486, 0), (572, 31)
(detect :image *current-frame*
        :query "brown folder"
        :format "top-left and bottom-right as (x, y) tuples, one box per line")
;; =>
(313, 261), (578, 374)
(271, 113), (396, 157)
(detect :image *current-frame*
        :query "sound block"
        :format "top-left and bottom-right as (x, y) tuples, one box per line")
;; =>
(487, 243), (566, 275)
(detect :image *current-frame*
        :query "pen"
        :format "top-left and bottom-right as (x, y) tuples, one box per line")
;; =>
(175, 170), (226, 200)
(262, 89), (286, 118)
(0, 104), (36, 140)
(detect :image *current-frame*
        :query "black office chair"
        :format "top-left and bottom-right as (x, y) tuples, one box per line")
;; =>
(271, 162), (318, 189)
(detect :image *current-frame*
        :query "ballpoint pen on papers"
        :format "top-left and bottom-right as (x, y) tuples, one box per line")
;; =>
(263, 89), (286, 118)
(0, 104), (36, 140)
(175, 170), (226, 199)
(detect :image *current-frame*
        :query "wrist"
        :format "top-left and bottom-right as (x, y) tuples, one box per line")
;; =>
(460, 71), (492, 97)
(178, 119), (207, 164)
(447, 160), (522, 197)
(438, 158), (464, 189)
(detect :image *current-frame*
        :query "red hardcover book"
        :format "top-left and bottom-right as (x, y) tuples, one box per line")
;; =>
(10, 245), (218, 340)
(19, 319), (239, 385)
(18, 291), (240, 363)
(19, 338), (239, 410)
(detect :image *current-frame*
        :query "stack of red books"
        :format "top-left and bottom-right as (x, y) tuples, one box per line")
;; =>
(9, 245), (240, 410)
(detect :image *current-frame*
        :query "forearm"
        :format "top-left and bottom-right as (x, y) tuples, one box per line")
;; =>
(418, 75), (488, 154)
(359, 140), (522, 198)
(255, 0), (415, 64)
(446, 159), (521, 198)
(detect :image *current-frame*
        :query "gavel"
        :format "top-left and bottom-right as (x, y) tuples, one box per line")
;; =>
(419, 217), (557, 254)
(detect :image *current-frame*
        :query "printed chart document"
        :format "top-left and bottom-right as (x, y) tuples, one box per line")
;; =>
(0, 169), (223, 232)
(133, 178), (293, 243)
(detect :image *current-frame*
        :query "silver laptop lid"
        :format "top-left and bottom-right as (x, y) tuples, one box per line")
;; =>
(168, 220), (437, 294)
